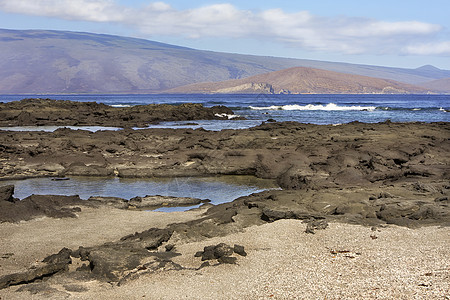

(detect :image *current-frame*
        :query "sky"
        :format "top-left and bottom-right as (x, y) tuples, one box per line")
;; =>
(1, 0), (449, 69)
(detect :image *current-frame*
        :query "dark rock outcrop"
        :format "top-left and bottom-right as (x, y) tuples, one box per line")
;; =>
(0, 194), (83, 223)
(194, 243), (247, 264)
(0, 248), (72, 289)
(0, 98), (237, 128)
(0, 185), (15, 202)
(0, 119), (449, 290)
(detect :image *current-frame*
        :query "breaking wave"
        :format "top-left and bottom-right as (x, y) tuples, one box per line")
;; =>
(110, 104), (132, 108)
(249, 103), (377, 111)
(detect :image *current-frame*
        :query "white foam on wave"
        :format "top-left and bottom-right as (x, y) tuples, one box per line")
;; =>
(250, 103), (378, 111)
(249, 103), (376, 111)
(110, 104), (132, 107)
(215, 113), (240, 119)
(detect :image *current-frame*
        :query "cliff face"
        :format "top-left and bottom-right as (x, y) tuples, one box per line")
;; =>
(167, 67), (431, 94)
(214, 83), (274, 94)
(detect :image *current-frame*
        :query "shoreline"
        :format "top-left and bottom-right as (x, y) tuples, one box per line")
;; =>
(0, 99), (449, 298)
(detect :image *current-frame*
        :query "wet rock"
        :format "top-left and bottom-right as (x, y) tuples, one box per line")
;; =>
(0, 184), (15, 202)
(64, 164), (114, 177)
(51, 177), (70, 181)
(87, 196), (129, 209)
(128, 195), (209, 209)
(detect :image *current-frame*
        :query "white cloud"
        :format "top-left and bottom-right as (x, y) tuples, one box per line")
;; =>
(340, 21), (441, 37)
(145, 2), (171, 12)
(404, 41), (450, 55)
(0, 0), (446, 56)
(0, 0), (124, 22)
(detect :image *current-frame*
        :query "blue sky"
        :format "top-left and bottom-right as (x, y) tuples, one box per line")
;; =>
(1, 0), (449, 69)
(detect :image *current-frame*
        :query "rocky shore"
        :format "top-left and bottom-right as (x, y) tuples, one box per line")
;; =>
(0, 98), (235, 127)
(0, 99), (449, 298)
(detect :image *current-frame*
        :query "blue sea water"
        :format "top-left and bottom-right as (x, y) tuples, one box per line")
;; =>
(0, 94), (448, 130)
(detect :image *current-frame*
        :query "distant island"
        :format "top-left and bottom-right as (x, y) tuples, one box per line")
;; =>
(1, 29), (449, 94)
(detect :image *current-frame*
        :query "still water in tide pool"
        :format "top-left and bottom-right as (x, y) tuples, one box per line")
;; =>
(1, 176), (279, 212)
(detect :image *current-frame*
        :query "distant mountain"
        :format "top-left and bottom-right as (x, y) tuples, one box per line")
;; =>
(1, 29), (449, 93)
(167, 67), (430, 94)
(417, 78), (450, 93)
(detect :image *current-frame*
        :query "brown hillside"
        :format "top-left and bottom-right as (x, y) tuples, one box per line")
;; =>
(167, 67), (431, 94)
(418, 78), (450, 93)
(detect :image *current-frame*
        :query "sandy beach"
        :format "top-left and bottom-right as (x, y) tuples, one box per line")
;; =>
(0, 206), (448, 299)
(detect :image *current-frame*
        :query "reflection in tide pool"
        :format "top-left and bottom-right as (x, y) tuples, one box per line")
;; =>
(0, 125), (121, 132)
(2, 176), (279, 211)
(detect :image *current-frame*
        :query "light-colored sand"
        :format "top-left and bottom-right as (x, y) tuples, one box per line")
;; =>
(0, 208), (449, 299)
(0, 206), (203, 276)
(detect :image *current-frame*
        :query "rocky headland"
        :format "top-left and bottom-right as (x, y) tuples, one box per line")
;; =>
(0, 99), (449, 297)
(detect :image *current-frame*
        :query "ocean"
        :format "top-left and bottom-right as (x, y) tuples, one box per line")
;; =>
(0, 94), (448, 131)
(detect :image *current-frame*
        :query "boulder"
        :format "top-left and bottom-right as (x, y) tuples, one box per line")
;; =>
(194, 243), (246, 263)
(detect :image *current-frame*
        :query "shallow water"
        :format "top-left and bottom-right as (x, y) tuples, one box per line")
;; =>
(0, 125), (122, 132)
(1, 176), (279, 211)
